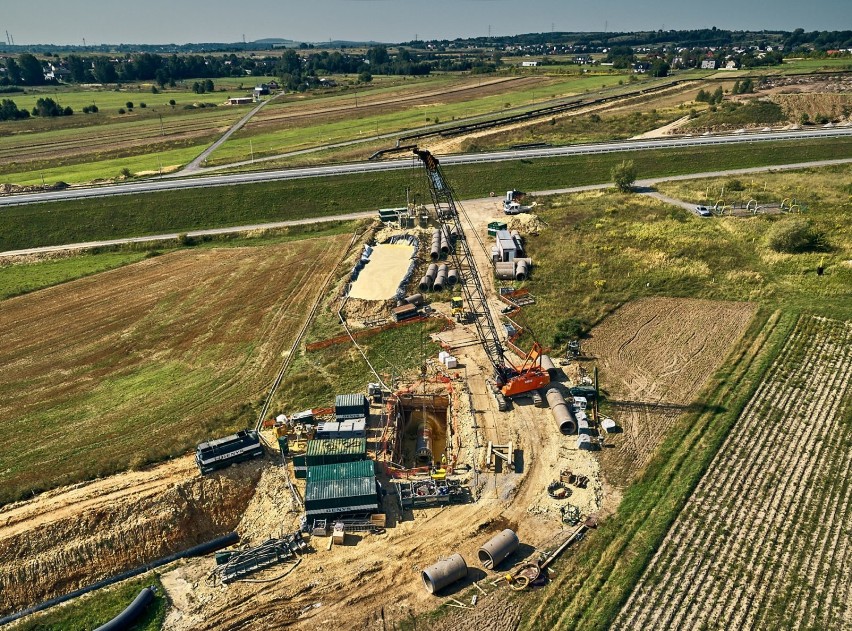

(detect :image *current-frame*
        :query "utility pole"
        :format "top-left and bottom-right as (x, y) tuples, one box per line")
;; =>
(158, 113), (164, 136)
(250, 139), (254, 163)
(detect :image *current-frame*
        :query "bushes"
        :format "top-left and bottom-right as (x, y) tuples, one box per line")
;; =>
(612, 159), (637, 193)
(765, 217), (826, 253)
(31, 97), (72, 117)
(553, 318), (590, 347)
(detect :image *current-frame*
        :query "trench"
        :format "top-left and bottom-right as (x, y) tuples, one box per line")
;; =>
(0, 461), (262, 616)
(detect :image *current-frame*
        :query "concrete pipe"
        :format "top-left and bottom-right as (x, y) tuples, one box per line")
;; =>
(546, 386), (578, 435)
(510, 231), (524, 255)
(422, 554), (468, 595)
(447, 268), (458, 285)
(416, 423), (433, 463)
(478, 529), (520, 569)
(495, 261), (516, 281)
(541, 355), (557, 377)
(515, 259), (529, 281)
(426, 263), (438, 280)
(405, 293), (424, 306)
(433, 265), (448, 291)
(440, 229), (451, 254)
(419, 276), (433, 292)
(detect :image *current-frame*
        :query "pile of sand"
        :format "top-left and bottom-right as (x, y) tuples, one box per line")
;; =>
(507, 213), (547, 234)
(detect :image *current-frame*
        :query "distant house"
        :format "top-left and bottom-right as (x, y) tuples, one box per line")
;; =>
(521, 60), (539, 67)
(253, 84), (270, 96)
(228, 96), (253, 105)
(632, 62), (651, 73)
(318, 77), (337, 87)
(701, 59), (717, 70)
(267, 80), (280, 90)
(574, 54), (592, 65)
(724, 60), (738, 70)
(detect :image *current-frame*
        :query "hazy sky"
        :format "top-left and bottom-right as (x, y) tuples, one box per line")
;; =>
(1, 0), (847, 45)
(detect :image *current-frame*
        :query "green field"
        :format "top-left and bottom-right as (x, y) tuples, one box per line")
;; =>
(0, 251), (150, 299)
(1, 137), (850, 252)
(203, 73), (637, 165)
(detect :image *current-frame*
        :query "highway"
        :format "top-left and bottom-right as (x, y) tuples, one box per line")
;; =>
(4, 158), (850, 258)
(1, 127), (850, 208)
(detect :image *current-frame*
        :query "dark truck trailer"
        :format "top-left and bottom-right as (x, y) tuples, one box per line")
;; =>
(196, 430), (263, 474)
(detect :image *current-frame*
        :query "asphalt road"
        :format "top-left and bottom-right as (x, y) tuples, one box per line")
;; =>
(1, 127), (849, 208)
(4, 157), (850, 258)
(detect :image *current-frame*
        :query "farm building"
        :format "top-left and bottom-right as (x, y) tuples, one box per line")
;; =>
(304, 460), (380, 518)
(701, 59), (718, 69)
(495, 230), (517, 262)
(521, 60), (539, 67)
(228, 96), (253, 105)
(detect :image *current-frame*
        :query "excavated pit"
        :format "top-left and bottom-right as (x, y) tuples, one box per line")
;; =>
(0, 458), (262, 616)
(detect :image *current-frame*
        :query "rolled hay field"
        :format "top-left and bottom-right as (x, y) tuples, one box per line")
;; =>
(613, 314), (852, 630)
(0, 234), (350, 505)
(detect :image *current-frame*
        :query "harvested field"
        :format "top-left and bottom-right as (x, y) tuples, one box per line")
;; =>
(614, 315), (852, 631)
(585, 297), (758, 486)
(0, 235), (349, 505)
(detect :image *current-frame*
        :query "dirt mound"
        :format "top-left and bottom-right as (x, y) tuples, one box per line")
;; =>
(0, 457), (262, 616)
(236, 463), (302, 545)
(506, 213), (547, 235)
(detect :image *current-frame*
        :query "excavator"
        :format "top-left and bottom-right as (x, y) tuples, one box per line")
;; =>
(413, 147), (550, 399)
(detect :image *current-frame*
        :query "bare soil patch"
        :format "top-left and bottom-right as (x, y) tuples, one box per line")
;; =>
(348, 242), (416, 301)
(584, 297), (757, 487)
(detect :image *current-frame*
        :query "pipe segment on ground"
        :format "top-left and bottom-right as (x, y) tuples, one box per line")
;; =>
(478, 529), (520, 569)
(447, 268), (458, 285)
(433, 264), (448, 291)
(93, 587), (156, 631)
(515, 259), (529, 281)
(422, 553), (468, 594)
(545, 386), (577, 435)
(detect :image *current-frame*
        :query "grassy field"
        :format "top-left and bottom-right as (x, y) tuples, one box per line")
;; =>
(0, 233), (350, 504)
(490, 165), (851, 629)
(274, 317), (444, 413)
(2, 136), (850, 252)
(0, 251), (150, 299)
(14, 576), (167, 631)
(520, 165), (852, 353)
(203, 73), (636, 166)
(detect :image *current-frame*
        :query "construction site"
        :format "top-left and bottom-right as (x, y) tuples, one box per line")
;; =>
(2, 146), (820, 631)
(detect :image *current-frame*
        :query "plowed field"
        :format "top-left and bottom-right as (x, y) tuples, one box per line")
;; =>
(585, 297), (758, 486)
(614, 315), (852, 630)
(0, 235), (348, 505)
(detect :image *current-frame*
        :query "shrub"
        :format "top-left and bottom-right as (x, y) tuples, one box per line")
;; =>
(727, 179), (745, 191)
(766, 218), (826, 253)
(612, 160), (637, 193)
(139, 102), (146, 108)
(553, 318), (590, 347)
(117, 107), (125, 114)
(126, 101), (134, 109)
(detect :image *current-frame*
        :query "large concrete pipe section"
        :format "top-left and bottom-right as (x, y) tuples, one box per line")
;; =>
(447, 268), (458, 285)
(433, 264), (448, 291)
(420, 263), (438, 291)
(495, 261), (516, 280)
(450, 225), (460, 243)
(546, 386), (577, 435)
(405, 293), (424, 306)
(422, 554), (468, 594)
(430, 229), (441, 261)
(416, 423), (433, 463)
(541, 355), (557, 378)
(419, 275), (433, 292)
(515, 259), (530, 281)
(478, 529), (519, 569)
(440, 226), (452, 254)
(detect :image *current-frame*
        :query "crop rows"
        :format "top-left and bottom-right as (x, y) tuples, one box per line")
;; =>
(613, 315), (852, 631)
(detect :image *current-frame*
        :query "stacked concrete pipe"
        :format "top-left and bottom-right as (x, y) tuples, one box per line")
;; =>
(419, 263), (438, 291)
(433, 264), (449, 291)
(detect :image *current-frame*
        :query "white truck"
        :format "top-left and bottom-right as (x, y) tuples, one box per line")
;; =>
(503, 189), (525, 215)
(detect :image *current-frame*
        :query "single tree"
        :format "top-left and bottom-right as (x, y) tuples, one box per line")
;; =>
(612, 160), (637, 193)
(18, 53), (46, 85)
